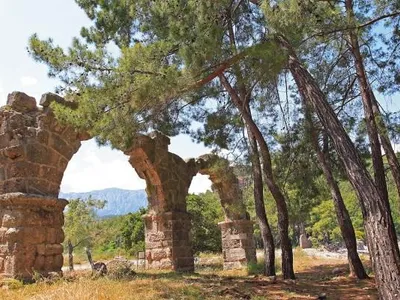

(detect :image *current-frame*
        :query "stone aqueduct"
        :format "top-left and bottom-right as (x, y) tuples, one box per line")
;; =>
(0, 91), (256, 279)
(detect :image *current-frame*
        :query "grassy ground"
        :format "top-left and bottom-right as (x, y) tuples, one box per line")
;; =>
(0, 249), (377, 300)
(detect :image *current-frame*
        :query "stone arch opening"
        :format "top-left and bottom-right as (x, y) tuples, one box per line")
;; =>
(60, 138), (145, 194)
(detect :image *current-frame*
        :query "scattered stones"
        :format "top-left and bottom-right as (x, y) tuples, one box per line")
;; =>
(106, 258), (135, 280)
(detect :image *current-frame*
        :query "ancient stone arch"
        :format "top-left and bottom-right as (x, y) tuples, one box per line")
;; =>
(0, 92), (89, 279)
(0, 91), (255, 279)
(196, 154), (256, 270)
(124, 132), (197, 271)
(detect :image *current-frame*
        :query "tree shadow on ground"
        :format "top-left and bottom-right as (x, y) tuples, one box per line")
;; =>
(134, 262), (377, 300)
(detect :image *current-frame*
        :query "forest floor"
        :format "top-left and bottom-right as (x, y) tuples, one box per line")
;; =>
(0, 249), (377, 300)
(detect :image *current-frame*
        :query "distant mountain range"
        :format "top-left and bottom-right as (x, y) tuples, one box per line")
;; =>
(59, 188), (148, 217)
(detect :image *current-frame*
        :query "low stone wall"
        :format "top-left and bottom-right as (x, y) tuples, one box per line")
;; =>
(219, 220), (256, 270)
(144, 212), (194, 272)
(0, 193), (67, 279)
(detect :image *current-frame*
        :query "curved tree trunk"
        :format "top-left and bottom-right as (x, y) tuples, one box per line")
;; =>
(304, 105), (368, 279)
(247, 125), (276, 276)
(277, 35), (400, 299)
(219, 74), (295, 279)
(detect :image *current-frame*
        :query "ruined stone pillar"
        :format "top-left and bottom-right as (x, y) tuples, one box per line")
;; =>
(125, 132), (197, 272)
(0, 92), (88, 279)
(219, 220), (256, 270)
(0, 194), (67, 279)
(144, 212), (193, 271)
(197, 154), (257, 269)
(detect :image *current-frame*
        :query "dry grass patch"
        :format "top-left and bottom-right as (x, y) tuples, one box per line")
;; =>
(0, 250), (378, 300)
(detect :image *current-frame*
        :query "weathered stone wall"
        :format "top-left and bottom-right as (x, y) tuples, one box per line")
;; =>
(0, 92), (87, 279)
(125, 132), (197, 271)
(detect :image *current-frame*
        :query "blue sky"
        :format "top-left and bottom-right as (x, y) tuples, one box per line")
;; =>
(0, 0), (212, 193)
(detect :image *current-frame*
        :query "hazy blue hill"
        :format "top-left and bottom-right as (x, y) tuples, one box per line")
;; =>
(59, 188), (147, 217)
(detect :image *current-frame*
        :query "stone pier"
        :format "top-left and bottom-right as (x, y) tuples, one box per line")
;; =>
(197, 154), (256, 269)
(144, 212), (193, 271)
(125, 132), (197, 271)
(219, 220), (256, 270)
(0, 193), (67, 279)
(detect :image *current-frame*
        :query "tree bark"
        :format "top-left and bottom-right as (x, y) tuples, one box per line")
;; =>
(247, 125), (276, 276)
(68, 239), (74, 271)
(345, 0), (389, 204)
(304, 104), (368, 279)
(370, 91), (400, 208)
(345, 0), (400, 207)
(219, 74), (295, 279)
(277, 35), (400, 299)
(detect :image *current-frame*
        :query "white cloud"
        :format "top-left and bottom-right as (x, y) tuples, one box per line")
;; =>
(20, 76), (38, 87)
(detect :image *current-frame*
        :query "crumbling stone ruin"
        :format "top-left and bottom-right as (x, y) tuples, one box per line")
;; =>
(124, 133), (197, 272)
(0, 92), (89, 279)
(0, 91), (255, 279)
(196, 154), (256, 269)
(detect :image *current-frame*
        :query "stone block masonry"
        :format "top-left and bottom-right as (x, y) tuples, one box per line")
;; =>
(144, 212), (194, 271)
(0, 92), (88, 197)
(0, 193), (67, 279)
(0, 91), (88, 279)
(219, 220), (256, 270)
(125, 133), (197, 272)
(197, 154), (257, 269)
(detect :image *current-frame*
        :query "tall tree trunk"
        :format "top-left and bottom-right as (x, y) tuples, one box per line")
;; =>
(370, 92), (400, 207)
(219, 74), (295, 279)
(277, 35), (400, 299)
(345, 0), (400, 206)
(345, 0), (389, 204)
(304, 105), (368, 279)
(68, 239), (74, 271)
(247, 125), (276, 276)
